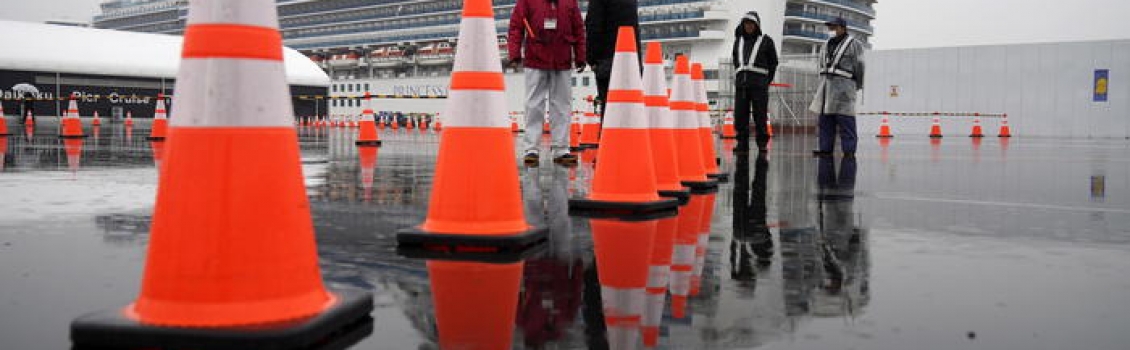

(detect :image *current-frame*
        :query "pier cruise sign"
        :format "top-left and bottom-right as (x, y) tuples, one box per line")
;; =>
(1094, 69), (1108, 102)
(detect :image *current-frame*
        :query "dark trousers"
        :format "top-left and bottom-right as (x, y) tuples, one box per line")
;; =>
(818, 114), (858, 153)
(734, 86), (770, 149)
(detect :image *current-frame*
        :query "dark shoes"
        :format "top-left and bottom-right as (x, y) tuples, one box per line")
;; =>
(523, 153), (539, 166)
(553, 153), (578, 166)
(812, 150), (833, 157)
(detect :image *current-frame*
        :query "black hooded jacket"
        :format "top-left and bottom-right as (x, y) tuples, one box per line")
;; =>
(584, 0), (640, 67)
(731, 23), (779, 90)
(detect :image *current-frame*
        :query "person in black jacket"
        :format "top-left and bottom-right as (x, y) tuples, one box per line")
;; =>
(731, 11), (779, 153)
(584, 0), (639, 118)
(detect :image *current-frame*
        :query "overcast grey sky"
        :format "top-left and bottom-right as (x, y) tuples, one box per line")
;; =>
(2, 0), (1128, 50)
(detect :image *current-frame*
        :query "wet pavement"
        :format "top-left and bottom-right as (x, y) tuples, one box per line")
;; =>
(2, 119), (1130, 350)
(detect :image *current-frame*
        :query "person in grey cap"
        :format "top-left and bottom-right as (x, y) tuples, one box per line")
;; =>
(731, 10), (778, 154)
(810, 17), (865, 157)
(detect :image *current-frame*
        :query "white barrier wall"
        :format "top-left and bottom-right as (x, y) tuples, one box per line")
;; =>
(860, 39), (1129, 138)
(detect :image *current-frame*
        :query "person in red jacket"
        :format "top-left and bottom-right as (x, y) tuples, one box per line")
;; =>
(509, 0), (586, 166)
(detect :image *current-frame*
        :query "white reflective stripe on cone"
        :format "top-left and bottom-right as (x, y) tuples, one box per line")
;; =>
(602, 102), (647, 129)
(171, 59), (293, 127)
(442, 90), (507, 128)
(452, 18), (502, 73)
(646, 105), (676, 129)
(673, 244), (695, 264)
(601, 286), (646, 317)
(669, 270), (691, 295)
(674, 109), (698, 130)
(671, 75), (695, 107)
(694, 79), (711, 127)
(642, 64), (667, 96)
(642, 292), (665, 326)
(187, 0), (280, 28)
(610, 52), (643, 91)
(607, 325), (641, 350)
(647, 265), (669, 289)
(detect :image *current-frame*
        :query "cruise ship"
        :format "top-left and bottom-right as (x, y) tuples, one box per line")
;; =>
(92, 0), (876, 117)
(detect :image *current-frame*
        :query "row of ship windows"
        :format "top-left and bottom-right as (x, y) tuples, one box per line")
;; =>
(332, 83), (371, 93)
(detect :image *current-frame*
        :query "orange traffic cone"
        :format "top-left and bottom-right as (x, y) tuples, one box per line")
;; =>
(592, 219), (656, 349)
(643, 41), (689, 201)
(150, 140), (165, 169)
(720, 111), (736, 139)
(579, 110), (601, 147)
(391, 115), (400, 130)
(969, 114), (985, 138)
(148, 93), (168, 140)
(569, 112), (582, 151)
(998, 114), (1012, 138)
(60, 95), (86, 138)
(569, 27), (678, 217)
(356, 92), (382, 146)
(24, 110), (34, 126)
(766, 116), (774, 137)
(397, 0), (546, 257)
(406, 115), (415, 129)
(91, 110), (101, 127)
(429, 261), (524, 350)
(0, 104), (9, 136)
(510, 113), (520, 133)
(670, 194), (706, 319)
(929, 117), (943, 138)
(671, 56), (717, 192)
(71, 2), (373, 348)
(434, 113), (443, 132)
(124, 110), (134, 127)
(359, 146), (379, 202)
(692, 63), (725, 181)
(642, 215), (677, 347)
(876, 114), (893, 138)
(0, 136), (7, 172)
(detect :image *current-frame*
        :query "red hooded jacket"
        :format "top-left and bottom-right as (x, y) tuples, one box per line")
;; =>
(508, 0), (586, 70)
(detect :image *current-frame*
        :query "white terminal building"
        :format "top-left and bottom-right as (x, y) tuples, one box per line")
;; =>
(92, 0), (876, 117)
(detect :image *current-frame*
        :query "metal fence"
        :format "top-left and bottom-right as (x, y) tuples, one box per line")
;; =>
(717, 54), (822, 130)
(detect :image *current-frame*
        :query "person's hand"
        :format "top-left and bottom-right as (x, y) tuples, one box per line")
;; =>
(575, 61), (586, 73)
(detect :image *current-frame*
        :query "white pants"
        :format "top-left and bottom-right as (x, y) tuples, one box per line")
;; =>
(521, 68), (572, 158)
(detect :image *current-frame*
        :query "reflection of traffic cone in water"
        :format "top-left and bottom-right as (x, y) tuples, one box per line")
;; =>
(998, 114), (1012, 138)
(569, 27), (679, 217)
(91, 111), (101, 127)
(150, 140), (165, 169)
(429, 261), (523, 350)
(766, 116), (774, 137)
(359, 146), (379, 202)
(929, 117), (943, 138)
(592, 219), (656, 349)
(643, 42), (689, 201)
(72, 1), (373, 347)
(61, 95), (86, 138)
(124, 110), (134, 127)
(670, 194), (706, 319)
(397, 0), (546, 256)
(64, 138), (83, 175)
(720, 111), (736, 138)
(879, 137), (891, 164)
(0, 136), (7, 172)
(148, 93), (168, 140)
(876, 114), (893, 138)
(642, 216), (676, 347)
(690, 193), (716, 296)
(671, 56), (717, 191)
(510, 113), (519, 133)
(356, 92), (382, 146)
(692, 63), (724, 181)
(969, 114), (985, 138)
(569, 112), (582, 151)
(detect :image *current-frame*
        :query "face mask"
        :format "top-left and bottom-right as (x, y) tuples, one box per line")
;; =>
(828, 30), (840, 38)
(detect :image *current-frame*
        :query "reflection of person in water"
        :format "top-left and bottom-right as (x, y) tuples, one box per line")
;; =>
(816, 156), (859, 295)
(517, 167), (585, 348)
(731, 152), (773, 286)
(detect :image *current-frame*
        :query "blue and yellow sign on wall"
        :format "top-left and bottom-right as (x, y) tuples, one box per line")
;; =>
(1094, 69), (1109, 102)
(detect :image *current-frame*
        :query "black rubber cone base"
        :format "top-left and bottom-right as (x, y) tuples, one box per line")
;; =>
(876, 135), (893, 138)
(568, 196), (680, 219)
(354, 140), (382, 146)
(147, 136), (165, 141)
(707, 172), (730, 183)
(71, 288), (374, 350)
(580, 143), (599, 149)
(396, 225), (548, 263)
(657, 188), (691, 205)
(60, 135), (88, 139)
(680, 179), (719, 194)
